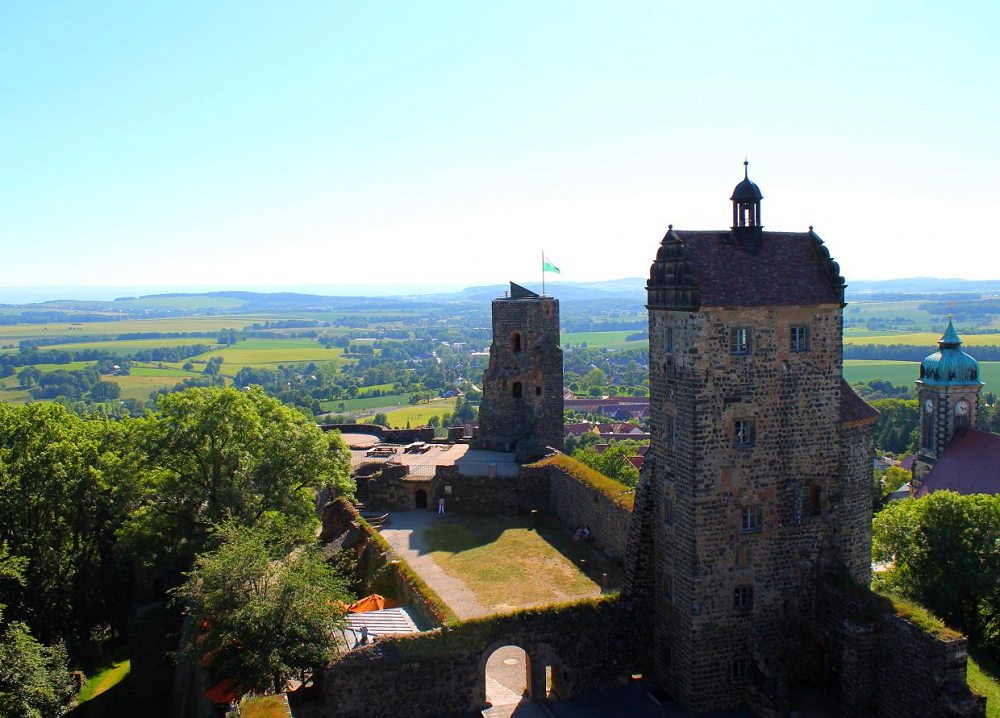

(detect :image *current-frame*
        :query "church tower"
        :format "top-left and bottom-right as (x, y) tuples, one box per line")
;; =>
(912, 319), (983, 484)
(475, 282), (563, 461)
(624, 165), (877, 714)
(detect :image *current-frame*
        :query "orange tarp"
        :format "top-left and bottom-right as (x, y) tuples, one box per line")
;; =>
(204, 678), (241, 704)
(347, 594), (402, 613)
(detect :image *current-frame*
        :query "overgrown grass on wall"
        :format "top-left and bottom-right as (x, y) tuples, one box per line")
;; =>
(531, 454), (636, 510)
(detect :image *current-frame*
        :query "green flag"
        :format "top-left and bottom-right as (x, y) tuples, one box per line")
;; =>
(543, 258), (561, 274)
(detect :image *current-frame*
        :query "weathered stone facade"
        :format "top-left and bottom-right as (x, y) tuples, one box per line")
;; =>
(476, 282), (563, 460)
(624, 175), (893, 715)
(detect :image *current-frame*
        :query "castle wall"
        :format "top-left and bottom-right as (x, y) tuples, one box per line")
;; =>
(816, 584), (985, 718)
(548, 466), (631, 560)
(319, 599), (643, 718)
(832, 421), (876, 584)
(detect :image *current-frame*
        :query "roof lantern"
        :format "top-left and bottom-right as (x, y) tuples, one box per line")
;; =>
(731, 160), (763, 251)
(918, 318), (982, 386)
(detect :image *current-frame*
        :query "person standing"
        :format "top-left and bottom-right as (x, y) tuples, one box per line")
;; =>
(438, 497), (445, 514)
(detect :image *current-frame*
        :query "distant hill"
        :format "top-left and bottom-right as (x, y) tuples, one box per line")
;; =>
(846, 278), (1000, 297)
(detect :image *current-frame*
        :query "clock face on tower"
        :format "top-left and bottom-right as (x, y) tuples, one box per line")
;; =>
(924, 399), (934, 413)
(956, 400), (969, 416)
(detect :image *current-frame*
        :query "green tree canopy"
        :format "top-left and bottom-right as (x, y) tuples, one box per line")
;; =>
(873, 491), (1000, 646)
(123, 386), (353, 570)
(172, 521), (352, 694)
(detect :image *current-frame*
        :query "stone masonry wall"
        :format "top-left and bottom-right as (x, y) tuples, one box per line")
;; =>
(548, 466), (631, 560)
(816, 584), (985, 718)
(831, 421), (876, 584)
(477, 294), (563, 457)
(646, 303), (844, 713)
(320, 598), (644, 718)
(431, 464), (550, 514)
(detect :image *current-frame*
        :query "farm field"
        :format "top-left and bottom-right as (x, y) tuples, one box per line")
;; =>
(191, 339), (347, 375)
(320, 393), (413, 413)
(31, 337), (218, 354)
(358, 397), (457, 428)
(0, 314), (288, 341)
(107, 374), (217, 402)
(843, 331), (1000, 347)
(843, 360), (1000, 393)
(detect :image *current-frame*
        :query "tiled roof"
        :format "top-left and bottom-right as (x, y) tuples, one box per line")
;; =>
(840, 379), (880, 425)
(915, 429), (1000, 497)
(653, 230), (844, 307)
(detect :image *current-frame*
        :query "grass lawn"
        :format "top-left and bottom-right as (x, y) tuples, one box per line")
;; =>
(359, 397), (457, 427)
(968, 651), (1000, 718)
(240, 695), (292, 718)
(422, 514), (620, 612)
(71, 645), (131, 709)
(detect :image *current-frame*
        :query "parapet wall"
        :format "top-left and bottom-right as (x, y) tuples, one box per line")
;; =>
(320, 597), (644, 718)
(431, 464), (550, 514)
(816, 583), (986, 718)
(548, 466), (631, 560)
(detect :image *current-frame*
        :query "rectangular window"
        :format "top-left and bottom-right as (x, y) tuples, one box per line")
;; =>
(730, 327), (751, 355)
(809, 486), (822, 516)
(665, 415), (675, 442)
(734, 419), (756, 447)
(741, 506), (761, 533)
(665, 327), (674, 354)
(733, 585), (754, 610)
(732, 657), (748, 682)
(790, 325), (810, 352)
(664, 574), (673, 601)
(664, 498), (674, 525)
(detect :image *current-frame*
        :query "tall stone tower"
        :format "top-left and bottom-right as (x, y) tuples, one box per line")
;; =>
(912, 319), (983, 485)
(623, 164), (878, 714)
(476, 282), (563, 461)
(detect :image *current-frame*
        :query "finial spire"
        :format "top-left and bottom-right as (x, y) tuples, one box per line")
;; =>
(744, 158), (749, 179)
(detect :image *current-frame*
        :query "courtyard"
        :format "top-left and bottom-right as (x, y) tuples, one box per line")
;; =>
(380, 510), (621, 619)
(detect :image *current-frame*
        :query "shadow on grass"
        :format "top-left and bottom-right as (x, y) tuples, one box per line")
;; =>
(68, 675), (168, 718)
(422, 512), (623, 591)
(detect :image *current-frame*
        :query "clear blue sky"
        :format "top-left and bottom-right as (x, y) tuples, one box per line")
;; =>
(3, 1), (998, 294)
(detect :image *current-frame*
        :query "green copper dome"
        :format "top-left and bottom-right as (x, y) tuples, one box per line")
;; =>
(918, 319), (981, 386)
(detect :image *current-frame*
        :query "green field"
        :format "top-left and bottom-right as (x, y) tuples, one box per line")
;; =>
(359, 397), (457, 427)
(844, 331), (1000, 347)
(320, 393), (413, 413)
(561, 330), (646, 350)
(0, 314), (289, 341)
(32, 337), (221, 354)
(193, 338), (346, 375)
(844, 359), (1000, 393)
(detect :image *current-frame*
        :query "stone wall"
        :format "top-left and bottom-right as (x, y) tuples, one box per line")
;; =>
(320, 424), (435, 444)
(319, 598), (644, 718)
(816, 584), (985, 718)
(477, 291), (563, 459)
(430, 464), (550, 514)
(548, 466), (631, 560)
(831, 421), (876, 584)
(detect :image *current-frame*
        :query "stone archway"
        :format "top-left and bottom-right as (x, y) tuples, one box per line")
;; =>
(415, 489), (428, 510)
(477, 641), (531, 709)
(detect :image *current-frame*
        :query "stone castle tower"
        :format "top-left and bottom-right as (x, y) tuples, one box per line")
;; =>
(624, 165), (878, 713)
(912, 319), (983, 485)
(475, 282), (564, 460)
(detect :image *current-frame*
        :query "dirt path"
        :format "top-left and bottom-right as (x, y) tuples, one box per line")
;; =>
(380, 510), (489, 620)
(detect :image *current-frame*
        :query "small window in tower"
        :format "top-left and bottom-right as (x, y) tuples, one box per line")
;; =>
(665, 415), (675, 442)
(512, 382), (523, 399)
(535, 386), (542, 397)
(734, 419), (755, 447)
(664, 574), (673, 601)
(741, 506), (761, 533)
(510, 332), (522, 353)
(809, 486), (822, 516)
(733, 585), (754, 611)
(732, 657), (748, 682)
(790, 325), (810, 352)
(664, 498), (674, 525)
(730, 327), (751, 355)
(665, 327), (674, 354)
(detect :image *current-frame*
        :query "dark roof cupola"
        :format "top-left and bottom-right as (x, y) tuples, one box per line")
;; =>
(731, 160), (763, 252)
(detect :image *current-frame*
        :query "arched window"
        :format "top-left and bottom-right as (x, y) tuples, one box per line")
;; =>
(512, 382), (522, 398)
(510, 332), (522, 353)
